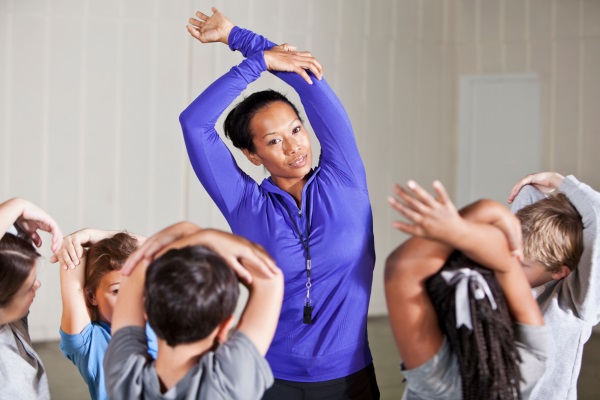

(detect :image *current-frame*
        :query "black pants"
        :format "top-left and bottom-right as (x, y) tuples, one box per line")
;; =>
(261, 363), (380, 400)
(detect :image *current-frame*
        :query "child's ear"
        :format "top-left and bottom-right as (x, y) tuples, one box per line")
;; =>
(551, 265), (572, 280)
(242, 149), (262, 166)
(216, 315), (235, 344)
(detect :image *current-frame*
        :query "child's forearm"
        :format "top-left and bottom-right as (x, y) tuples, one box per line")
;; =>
(0, 198), (26, 238)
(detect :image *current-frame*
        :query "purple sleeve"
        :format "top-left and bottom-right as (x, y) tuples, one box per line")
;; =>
(230, 28), (367, 189)
(179, 52), (267, 218)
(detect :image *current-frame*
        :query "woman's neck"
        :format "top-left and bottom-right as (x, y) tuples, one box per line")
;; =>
(272, 174), (310, 207)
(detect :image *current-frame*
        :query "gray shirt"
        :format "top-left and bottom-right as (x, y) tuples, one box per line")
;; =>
(402, 323), (547, 399)
(511, 175), (600, 400)
(0, 316), (50, 400)
(104, 326), (274, 400)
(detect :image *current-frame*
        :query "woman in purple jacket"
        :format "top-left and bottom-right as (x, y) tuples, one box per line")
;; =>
(179, 8), (378, 399)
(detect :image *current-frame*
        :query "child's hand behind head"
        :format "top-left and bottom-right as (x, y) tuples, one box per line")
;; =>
(121, 222), (202, 276)
(161, 229), (280, 284)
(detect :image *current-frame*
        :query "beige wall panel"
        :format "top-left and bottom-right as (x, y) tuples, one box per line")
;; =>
(46, 17), (82, 233)
(390, 41), (418, 181)
(312, 1), (339, 36)
(123, 0), (153, 20)
(415, 44), (445, 185)
(50, 0), (84, 17)
(553, 39), (581, 175)
(529, 40), (552, 164)
(87, 0), (119, 20)
(479, 0), (501, 42)
(422, 0), (445, 42)
(555, 0), (581, 39)
(480, 43), (505, 72)
(504, 0), (526, 42)
(457, 0), (477, 42)
(581, 39), (600, 188)
(9, 13), (44, 201)
(583, 0), (600, 37)
(529, 0), (553, 39)
(82, 20), (118, 228)
(12, 0), (41, 15)
(505, 42), (528, 72)
(394, 0), (420, 40)
(0, 10), (7, 199)
(151, 22), (188, 231)
(457, 43), (479, 74)
(118, 22), (153, 233)
(340, 0), (368, 35)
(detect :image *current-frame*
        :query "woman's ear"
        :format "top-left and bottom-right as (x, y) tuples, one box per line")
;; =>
(242, 149), (262, 166)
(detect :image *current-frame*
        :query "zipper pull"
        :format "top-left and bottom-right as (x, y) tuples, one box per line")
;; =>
(298, 208), (302, 216)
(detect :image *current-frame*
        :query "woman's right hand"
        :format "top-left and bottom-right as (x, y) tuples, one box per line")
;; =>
(187, 7), (234, 45)
(264, 44), (323, 85)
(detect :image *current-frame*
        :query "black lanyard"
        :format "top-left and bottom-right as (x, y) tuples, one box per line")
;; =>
(277, 194), (313, 324)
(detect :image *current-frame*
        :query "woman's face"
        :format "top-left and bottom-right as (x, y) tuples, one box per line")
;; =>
(244, 101), (313, 187)
(0, 264), (41, 324)
(92, 270), (121, 324)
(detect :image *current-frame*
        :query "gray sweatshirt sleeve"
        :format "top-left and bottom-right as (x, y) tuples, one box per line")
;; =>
(558, 176), (600, 322)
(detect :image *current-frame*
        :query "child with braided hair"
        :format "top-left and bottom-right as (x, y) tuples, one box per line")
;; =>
(385, 180), (547, 399)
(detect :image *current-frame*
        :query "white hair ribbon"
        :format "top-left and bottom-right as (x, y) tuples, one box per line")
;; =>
(440, 268), (498, 330)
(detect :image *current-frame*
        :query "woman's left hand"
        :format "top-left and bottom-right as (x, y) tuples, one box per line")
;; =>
(187, 7), (234, 45)
(264, 44), (323, 85)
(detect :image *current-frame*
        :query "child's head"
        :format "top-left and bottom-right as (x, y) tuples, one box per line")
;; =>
(427, 252), (521, 400)
(516, 193), (583, 287)
(144, 245), (239, 347)
(0, 234), (42, 324)
(84, 232), (138, 323)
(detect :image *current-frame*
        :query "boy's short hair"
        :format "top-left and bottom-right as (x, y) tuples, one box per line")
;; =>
(144, 245), (240, 346)
(516, 193), (584, 273)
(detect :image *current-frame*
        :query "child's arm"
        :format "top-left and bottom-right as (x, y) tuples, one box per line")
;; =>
(53, 229), (146, 334)
(0, 197), (62, 252)
(389, 180), (543, 326)
(112, 223), (282, 351)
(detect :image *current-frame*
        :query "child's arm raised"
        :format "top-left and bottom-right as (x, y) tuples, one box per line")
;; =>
(0, 197), (62, 252)
(389, 180), (543, 326)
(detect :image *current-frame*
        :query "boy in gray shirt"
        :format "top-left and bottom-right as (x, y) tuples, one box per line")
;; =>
(103, 223), (284, 400)
(508, 172), (600, 400)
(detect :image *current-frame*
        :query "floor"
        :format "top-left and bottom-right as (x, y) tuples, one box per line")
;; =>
(34, 316), (600, 399)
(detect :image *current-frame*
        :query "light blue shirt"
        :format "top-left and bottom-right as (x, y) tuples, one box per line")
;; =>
(60, 321), (158, 400)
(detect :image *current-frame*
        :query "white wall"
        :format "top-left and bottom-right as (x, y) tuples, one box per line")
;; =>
(0, 0), (598, 341)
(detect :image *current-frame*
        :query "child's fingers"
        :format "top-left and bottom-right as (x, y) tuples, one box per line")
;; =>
(432, 180), (451, 205)
(387, 196), (423, 224)
(66, 241), (80, 267)
(406, 180), (437, 208)
(228, 257), (253, 284)
(392, 185), (429, 215)
(392, 221), (420, 236)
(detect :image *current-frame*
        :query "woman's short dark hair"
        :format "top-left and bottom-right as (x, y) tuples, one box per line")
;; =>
(426, 251), (522, 400)
(144, 245), (239, 346)
(84, 232), (138, 321)
(0, 233), (40, 307)
(223, 89), (302, 153)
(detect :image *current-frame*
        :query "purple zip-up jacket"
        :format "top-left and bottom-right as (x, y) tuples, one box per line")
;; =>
(179, 27), (375, 382)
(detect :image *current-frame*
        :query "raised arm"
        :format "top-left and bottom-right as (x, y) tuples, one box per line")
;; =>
(53, 229), (146, 334)
(0, 197), (62, 252)
(190, 8), (365, 187)
(113, 223), (283, 355)
(388, 180), (543, 326)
